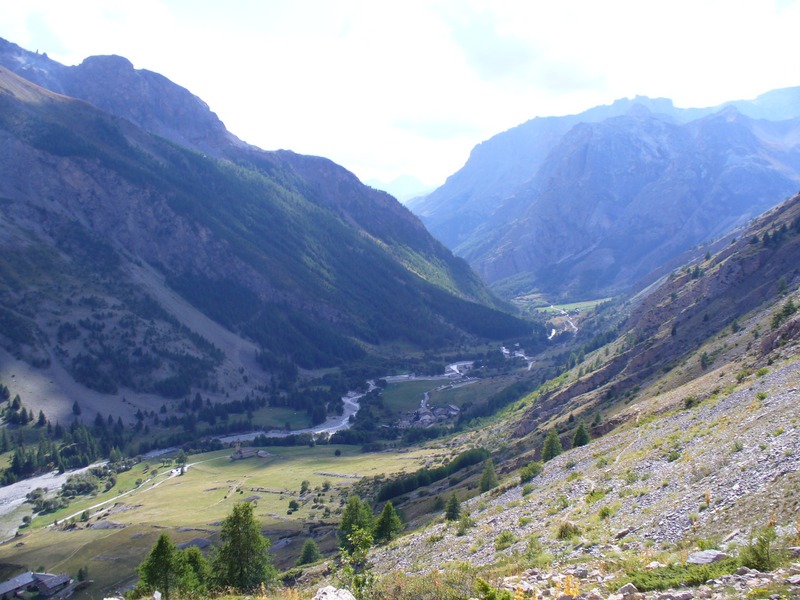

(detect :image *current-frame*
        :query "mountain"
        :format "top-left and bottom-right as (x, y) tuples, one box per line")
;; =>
(367, 192), (800, 600)
(409, 91), (800, 300)
(515, 190), (800, 437)
(0, 41), (530, 414)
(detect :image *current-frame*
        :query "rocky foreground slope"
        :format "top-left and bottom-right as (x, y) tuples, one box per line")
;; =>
(366, 330), (799, 598)
(351, 196), (800, 599)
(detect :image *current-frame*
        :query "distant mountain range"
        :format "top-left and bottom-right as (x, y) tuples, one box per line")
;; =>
(365, 175), (436, 204)
(408, 91), (800, 300)
(0, 38), (529, 406)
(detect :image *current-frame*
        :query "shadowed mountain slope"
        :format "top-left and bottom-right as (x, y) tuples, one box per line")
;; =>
(410, 92), (800, 300)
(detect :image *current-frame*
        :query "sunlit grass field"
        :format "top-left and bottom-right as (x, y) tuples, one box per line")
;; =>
(0, 443), (447, 599)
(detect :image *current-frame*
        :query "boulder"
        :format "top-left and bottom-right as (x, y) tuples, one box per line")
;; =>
(312, 586), (356, 600)
(616, 582), (639, 596)
(686, 549), (729, 564)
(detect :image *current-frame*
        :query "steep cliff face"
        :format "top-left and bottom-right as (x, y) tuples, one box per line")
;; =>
(410, 92), (800, 300)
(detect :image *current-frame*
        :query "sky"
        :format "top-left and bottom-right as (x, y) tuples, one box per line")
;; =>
(2, 1), (800, 189)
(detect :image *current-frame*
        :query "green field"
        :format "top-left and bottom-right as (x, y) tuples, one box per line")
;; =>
(0, 444), (447, 599)
(381, 380), (437, 412)
(429, 378), (512, 408)
(537, 298), (611, 313)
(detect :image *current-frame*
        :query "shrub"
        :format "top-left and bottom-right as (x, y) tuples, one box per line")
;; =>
(456, 512), (475, 536)
(519, 461), (543, 484)
(523, 537), (554, 569)
(556, 521), (581, 540)
(494, 530), (517, 551)
(619, 559), (738, 591)
(586, 488), (608, 505)
(739, 526), (780, 571)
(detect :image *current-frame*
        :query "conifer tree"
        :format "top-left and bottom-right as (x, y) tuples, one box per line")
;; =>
(373, 501), (403, 543)
(338, 496), (374, 551)
(445, 493), (461, 521)
(542, 428), (563, 462)
(213, 502), (275, 590)
(479, 459), (498, 492)
(137, 533), (188, 600)
(296, 538), (322, 566)
(572, 420), (590, 448)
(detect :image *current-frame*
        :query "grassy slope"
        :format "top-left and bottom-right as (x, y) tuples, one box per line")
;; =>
(0, 444), (451, 598)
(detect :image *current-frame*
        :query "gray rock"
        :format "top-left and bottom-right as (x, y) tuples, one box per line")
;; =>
(786, 574), (800, 585)
(686, 549), (729, 564)
(615, 527), (633, 540)
(616, 582), (639, 595)
(312, 586), (356, 600)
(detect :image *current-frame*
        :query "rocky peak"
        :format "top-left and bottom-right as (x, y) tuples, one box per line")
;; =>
(0, 37), (244, 156)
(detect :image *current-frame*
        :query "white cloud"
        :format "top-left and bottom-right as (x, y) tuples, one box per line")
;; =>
(1, 0), (800, 186)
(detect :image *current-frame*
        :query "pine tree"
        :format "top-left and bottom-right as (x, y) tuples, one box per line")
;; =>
(137, 533), (188, 600)
(373, 501), (403, 543)
(572, 421), (590, 448)
(212, 502), (275, 591)
(445, 493), (461, 521)
(542, 428), (563, 462)
(479, 459), (498, 492)
(296, 538), (322, 566)
(182, 546), (210, 594)
(338, 496), (374, 551)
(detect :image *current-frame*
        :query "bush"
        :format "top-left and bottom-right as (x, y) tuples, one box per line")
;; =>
(494, 530), (517, 551)
(586, 488), (608, 505)
(456, 512), (475, 537)
(519, 461), (543, 484)
(556, 521), (581, 540)
(619, 559), (738, 591)
(739, 526), (780, 571)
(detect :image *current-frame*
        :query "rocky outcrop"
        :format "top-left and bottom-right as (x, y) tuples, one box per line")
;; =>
(312, 586), (355, 600)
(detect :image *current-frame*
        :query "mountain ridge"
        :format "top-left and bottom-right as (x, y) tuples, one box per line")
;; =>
(0, 54), (529, 424)
(410, 90), (800, 300)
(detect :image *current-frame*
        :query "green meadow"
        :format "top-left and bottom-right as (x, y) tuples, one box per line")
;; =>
(0, 444), (445, 598)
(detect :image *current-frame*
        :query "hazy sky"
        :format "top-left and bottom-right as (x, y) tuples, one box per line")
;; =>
(2, 1), (800, 187)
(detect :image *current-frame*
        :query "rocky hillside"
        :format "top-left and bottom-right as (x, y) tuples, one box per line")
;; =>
(409, 91), (800, 300)
(0, 55), (529, 423)
(359, 193), (800, 599)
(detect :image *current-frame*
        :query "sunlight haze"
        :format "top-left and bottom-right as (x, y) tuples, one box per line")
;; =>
(2, 0), (799, 189)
